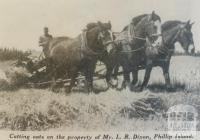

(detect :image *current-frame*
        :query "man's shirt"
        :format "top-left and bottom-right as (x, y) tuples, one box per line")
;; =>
(39, 34), (53, 47)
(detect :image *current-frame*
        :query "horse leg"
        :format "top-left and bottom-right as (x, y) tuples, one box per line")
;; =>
(110, 64), (119, 88)
(66, 67), (78, 93)
(113, 64), (119, 79)
(104, 60), (114, 85)
(51, 67), (59, 92)
(45, 58), (55, 81)
(130, 69), (138, 91)
(67, 74), (76, 93)
(131, 69), (138, 86)
(85, 61), (96, 93)
(47, 58), (58, 92)
(139, 62), (153, 91)
(119, 65), (131, 90)
(106, 63), (118, 88)
(102, 51), (118, 88)
(162, 62), (171, 90)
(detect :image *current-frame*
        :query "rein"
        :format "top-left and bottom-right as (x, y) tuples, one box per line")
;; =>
(157, 26), (182, 55)
(119, 46), (146, 53)
(113, 16), (162, 53)
(127, 15), (162, 42)
(128, 23), (146, 41)
(112, 24), (146, 53)
(157, 45), (174, 55)
(171, 28), (181, 44)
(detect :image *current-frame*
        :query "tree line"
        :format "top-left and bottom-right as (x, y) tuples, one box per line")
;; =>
(0, 47), (30, 61)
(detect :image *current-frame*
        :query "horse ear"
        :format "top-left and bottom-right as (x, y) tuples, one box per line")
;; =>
(97, 21), (101, 25)
(97, 21), (103, 29)
(150, 11), (155, 20)
(151, 11), (155, 17)
(186, 20), (191, 25)
(185, 20), (192, 29)
(107, 21), (112, 29)
(190, 22), (195, 26)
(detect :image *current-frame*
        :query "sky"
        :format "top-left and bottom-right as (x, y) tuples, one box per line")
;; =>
(0, 0), (199, 51)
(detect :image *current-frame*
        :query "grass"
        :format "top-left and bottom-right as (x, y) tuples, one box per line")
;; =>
(0, 55), (200, 131)
(0, 89), (168, 131)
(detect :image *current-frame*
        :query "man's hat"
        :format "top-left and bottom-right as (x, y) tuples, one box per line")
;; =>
(44, 27), (49, 31)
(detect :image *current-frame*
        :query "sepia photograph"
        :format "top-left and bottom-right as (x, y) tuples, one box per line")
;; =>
(0, 0), (200, 138)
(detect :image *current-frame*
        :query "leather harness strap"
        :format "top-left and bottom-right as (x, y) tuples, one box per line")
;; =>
(128, 23), (146, 42)
(157, 27), (182, 55)
(80, 31), (103, 58)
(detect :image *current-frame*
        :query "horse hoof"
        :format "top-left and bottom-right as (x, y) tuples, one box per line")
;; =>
(64, 87), (71, 93)
(166, 84), (171, 88)
(132, 86), (143, 92)
(131, 81), (138, 86)
(108, 79), (118, 88)
(83, 88), (93, 94)
(116, 87), (123, 91)
(50, 86), (59, 93)
(166, 85), (173, 92)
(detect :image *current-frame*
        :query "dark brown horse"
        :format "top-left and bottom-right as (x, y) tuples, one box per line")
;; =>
(48, 21), (113, 93)
(131, 20), (195, 91)
(104, 11), (163, 90)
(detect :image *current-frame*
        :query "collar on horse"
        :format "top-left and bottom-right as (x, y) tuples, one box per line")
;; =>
(128, 15), (162, 43)
(157, 45), (174, 56)
(128, 23), (146, 42)
(114, 15), (162, 53)
(80, 31), (103, 58)
(113, 24), (147, 54)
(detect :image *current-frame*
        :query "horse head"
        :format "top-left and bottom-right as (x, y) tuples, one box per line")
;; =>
(177, 20), (195, 54)
(97, 21), (113, 46)
(86, 21), (113, 51)
(140, 11), (163, 46)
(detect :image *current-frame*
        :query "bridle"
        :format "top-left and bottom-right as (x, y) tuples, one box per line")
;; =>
(127, 23), (146, 41)
(171, 26), (183, 44)
(80, 32), (96, 57)
(80, 28), (113, 57)
(118, 16), (162, 44)
(98, 30), (114, 46)
(157, 26), (184, 56)
(112, 16), (162, 53)
(144, 20), (162, 44)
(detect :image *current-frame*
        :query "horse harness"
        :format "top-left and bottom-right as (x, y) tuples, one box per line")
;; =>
(151, 27), (184, 62)
(127, 23), (146, 42)
(114, 16), (162, 53)
(80, 31), (103, 58)
(156, 26), (184, 56)
(145, 25), (185, 62)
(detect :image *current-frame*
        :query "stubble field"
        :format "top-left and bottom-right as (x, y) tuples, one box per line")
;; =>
(0, 56), (200, 131)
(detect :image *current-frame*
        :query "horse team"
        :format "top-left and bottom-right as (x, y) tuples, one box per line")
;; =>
(46, 11), (195, 93)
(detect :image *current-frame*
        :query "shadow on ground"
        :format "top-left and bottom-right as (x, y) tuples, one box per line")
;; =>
(147, 82), (186, 93)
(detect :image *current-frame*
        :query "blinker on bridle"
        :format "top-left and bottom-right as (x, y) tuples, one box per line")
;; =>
(98, 30), (114, 46)
(131, 16), (162, 42)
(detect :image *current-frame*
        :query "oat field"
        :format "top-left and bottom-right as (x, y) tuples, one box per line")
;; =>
(0, 56), (200, 131)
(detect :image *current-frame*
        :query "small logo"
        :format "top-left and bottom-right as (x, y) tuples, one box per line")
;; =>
(167, 104), (198, 137)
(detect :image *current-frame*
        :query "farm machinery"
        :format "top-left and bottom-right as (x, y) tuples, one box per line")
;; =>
(14, 52), (109, 89)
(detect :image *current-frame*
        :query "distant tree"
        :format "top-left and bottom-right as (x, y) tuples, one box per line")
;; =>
(0, 47), (30, 61)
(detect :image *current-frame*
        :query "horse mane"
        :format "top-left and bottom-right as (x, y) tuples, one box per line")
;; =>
(122, 14), (148, 31)
(53, 36), (71, 40)
(86, 22), (99, 31)
(132, 14), (148, 26)
(162, 20), (182, 32)
(49, 36), (72, 49)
